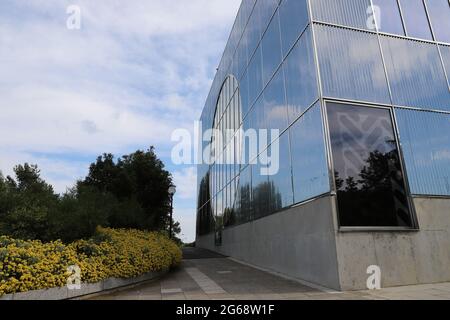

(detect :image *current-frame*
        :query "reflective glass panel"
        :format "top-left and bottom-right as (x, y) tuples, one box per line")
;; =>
(440, 45), (450, 88)
(236, 38), (248, 81)
(395, 108), (450, 196)
(245, 1), (262, 60)
(239, 165), (252, 224)
(290, 103), (330, 203)
(246, 94), (265, 133)
(240, 71), (251, 118)
(399, 0), (433, 40)
(279, 0), (309, 57)
(251, 160), (270, 219)
(216, 189), (223, 226)
(326, 103), (413, 227)
(425, 0), (450, 43)
(315, 24), (391, 104)
(248, 45), (263, 107)
(267, 132), (294, 212)
(262, 67), (288, 135)
(381, 36), (450, 111)
(283, 27), (318, 124)
(372, 0), (405, 35)
(311, 0), (373, 29)
(258, 0), (279, 32)
(262, 10), (282, 86)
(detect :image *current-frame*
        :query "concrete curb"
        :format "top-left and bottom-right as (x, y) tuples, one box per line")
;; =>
(0, 268), (169, 301)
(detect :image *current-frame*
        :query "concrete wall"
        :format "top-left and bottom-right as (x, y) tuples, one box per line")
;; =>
(198, 196), (450, 291)
(335, 197), (450, 290)
(196, 196), (342, 290)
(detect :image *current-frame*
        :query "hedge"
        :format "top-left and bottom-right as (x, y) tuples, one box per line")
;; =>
(0, 227), (182, 296)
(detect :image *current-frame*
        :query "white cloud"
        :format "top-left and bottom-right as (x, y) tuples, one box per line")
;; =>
(174, 207), (197, 243)
(172, 166), (198, 200)
(0, 0), (240, 159)
(0, 0), (241, 240)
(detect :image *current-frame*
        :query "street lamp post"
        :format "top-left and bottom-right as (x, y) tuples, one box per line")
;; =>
(168, 184), (176, 239)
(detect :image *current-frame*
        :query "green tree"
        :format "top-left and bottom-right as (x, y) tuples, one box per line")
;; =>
(80, 147), (176, 233)
(0, 164), (58, 240)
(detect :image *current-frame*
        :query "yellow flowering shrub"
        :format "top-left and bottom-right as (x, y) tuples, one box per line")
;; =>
(0, 227), (182, 296)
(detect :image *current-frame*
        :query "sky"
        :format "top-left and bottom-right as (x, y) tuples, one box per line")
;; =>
(0, 0), (241, 243)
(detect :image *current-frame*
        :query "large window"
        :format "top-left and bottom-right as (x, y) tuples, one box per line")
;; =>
(326, 102), (414, 228)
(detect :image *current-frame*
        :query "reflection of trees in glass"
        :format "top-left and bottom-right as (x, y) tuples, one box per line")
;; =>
(197, 172), (214, 236)
(239, 182), (252, 224)
(253, 180), (282, 219)
(335, 148), (411, 227)
(223, 207), (235, 228)
(219, 171), (285, 228)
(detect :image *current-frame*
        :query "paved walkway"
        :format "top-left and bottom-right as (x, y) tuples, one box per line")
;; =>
(89, 248), (450, 300)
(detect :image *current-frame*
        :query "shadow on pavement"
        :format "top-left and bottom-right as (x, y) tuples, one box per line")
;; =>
(182, 247), (227, 260)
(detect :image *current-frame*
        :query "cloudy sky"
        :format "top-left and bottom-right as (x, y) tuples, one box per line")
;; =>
(0, 0), (241, 242)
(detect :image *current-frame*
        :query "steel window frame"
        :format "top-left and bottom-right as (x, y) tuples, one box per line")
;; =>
(322, 98), (420, 232)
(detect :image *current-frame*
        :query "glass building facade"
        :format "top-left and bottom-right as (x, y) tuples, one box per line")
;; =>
(197, 0), (450, 241)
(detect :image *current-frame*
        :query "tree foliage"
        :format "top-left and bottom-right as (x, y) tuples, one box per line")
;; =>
(0, 147), (181, 243)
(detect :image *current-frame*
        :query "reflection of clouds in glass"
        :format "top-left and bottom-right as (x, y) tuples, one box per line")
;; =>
(311, 0), (372, 29)
(426, 0), (450, 43)
(395, 109), (450, 195)
(284, 27), (318, 122)
(290, 103), (330, 202)
(381, 36), (450, 110)
(439, 45), (450, 88)
(432, 150), (450, 161)
(398, 0), (432, 40)
(316, 24), (390, 103)
(267, 104), (288, 123)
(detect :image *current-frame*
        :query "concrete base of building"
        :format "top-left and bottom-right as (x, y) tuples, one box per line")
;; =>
(336, 197), (450, 290)
(197, 195), (342, 290)
(196, 196), (450, 291)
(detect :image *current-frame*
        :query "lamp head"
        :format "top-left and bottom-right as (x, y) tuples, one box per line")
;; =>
(168, 185), (176, 196)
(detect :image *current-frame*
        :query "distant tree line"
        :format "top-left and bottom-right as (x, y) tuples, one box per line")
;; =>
(0, 147), (181, 243)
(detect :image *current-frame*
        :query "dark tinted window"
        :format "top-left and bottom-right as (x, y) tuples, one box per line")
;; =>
(326, 103), (413, 228)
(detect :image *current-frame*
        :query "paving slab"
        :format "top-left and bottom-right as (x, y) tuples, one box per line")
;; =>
(89, 247), (450, 300)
